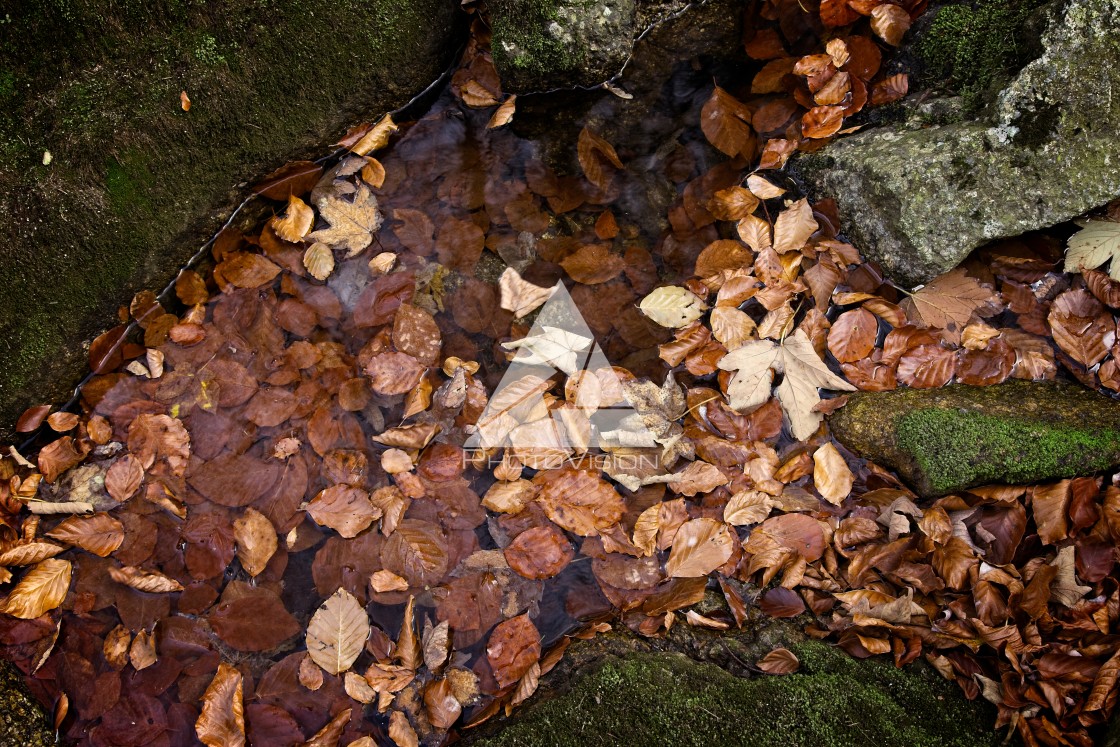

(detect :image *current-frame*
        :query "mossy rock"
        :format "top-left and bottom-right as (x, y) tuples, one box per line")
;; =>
(0, 0), (463, 440)
(467, 640), (999, 747)
(793, 0), (1120, 285)
(828, 380), (1120, 497)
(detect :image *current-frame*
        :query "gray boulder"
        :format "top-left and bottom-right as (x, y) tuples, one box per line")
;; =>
(795, 0), (1120, 286)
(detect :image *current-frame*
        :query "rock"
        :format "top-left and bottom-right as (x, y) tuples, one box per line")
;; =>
(490, 0), (730, 92)
(464, 639), (998, 747)
(828, 380), (1120, 498)
(793, 0), (1120, 286)
(0, 0), (463, 441)
(0, 659), (53, 747)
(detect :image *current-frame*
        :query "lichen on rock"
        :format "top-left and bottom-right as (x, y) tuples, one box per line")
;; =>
(828, 380), (1120, 497)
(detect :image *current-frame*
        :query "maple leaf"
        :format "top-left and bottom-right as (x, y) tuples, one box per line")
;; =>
(900, 268), (1000, 331)
(308, 183), (382, 257)
(1064, 218), (1120, 279)
(718, 328), (855, 440)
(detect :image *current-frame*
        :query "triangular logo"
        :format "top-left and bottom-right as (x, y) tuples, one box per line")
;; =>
(464, 283), (659, 465)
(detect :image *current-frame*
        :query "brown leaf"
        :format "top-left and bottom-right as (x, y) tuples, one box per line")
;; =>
(306, 486), (381, 538)
(389, 711), (419, 747)
(1030, 480), (1070, 545)
(424, 678), (462, 729)
(216, 253), (282, 289)
(773, 198), (818, 254)
(533, 467), (625, 536)
(488, 96), (517, 129)
(37, 436), (85, 483)
(664, 518), (735, 577)
(577, 127), (624, 191)
(272, 195), (314, 243)
(897, 344), (957, 388)
(499, 268), (555, 318)
(16, 404), (51, 433)
(45, 513), (124, 557)
(0, 559), (71, 619)
(724, 490), (774, 526)
(871, 4), (911, 46)
(813, 443), (853, 505)
(304, 708), (352, 747)
(504, 525), (574, 579)
(757, 647), (800, 674)
(105, 455), (144, 502)
(802, 105), (845, 139)
(759, 587), (806, 618)
(1048, 289), (1115, 367)
(130, 628), (157, 670)
(366, 352), (425, 396)
(701, 87), (754, 157)
(757, 514), (824, 562)
(487, 614), (541, 688)
(232, 507), (277, 577)
(902, 269), (999, 332)
(306, 588), (370, 675)
(827, 308), (877, 363)
(560, 244), (625, 284)
(196, 662), (245, 747)
(109, 564), (183, 593)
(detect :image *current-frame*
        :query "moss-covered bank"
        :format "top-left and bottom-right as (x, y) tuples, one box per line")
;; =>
(468, 641), (999, 747)
(0, 0), (463, 440)
(829, 380), (1120, 497)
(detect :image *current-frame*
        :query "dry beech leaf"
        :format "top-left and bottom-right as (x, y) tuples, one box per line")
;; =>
(577, 127), (624, 191)
(709, 186), (760, 221)
(351, 113), (398, 156)
(130, 629), (157, 671)
(665, 518), (734, 577)
(757, 647), (800, 674)
(306, 485), (381, 538)
(195, 662), (245, 747)
(232, 507), (277, 577)
(827, 308), (877, 363)
(639, 286), (708, 328)
(108, 565), (183, 593)
(488, 96), (517, 129)
(813, 443), (853, 505)
(370, 569), (410, 593)
(499, 268), (555, 317)
(802, 105), (845, 139)
(871, 3), (911, 46)
(0, 558), (71, 619)
(344, 671), (377, 704)
(724, 490), (774, 526)
(747, 174), (785, 199)
(273, 195), (314, 243)
(299, 654), (324, 691)
(701, 86), (753, 157)
(305, 709), (352, 747)
(389, 711), (419, 747)
(306, 588), (370, 675)
(45, 513), (124, 557)
(303, 243), (335, 281)
(772, 199), (818, 254)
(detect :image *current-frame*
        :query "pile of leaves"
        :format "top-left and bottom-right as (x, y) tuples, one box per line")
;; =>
(1, 2), (1120, 747)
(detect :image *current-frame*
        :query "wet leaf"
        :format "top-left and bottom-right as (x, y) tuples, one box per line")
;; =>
(870, 3), (911, 46)
(306, 486), (381, 538)
(109, 565), (183, 593)
(902, 269), (999, 331)
(665, 519), (734, 578)
(533, 468), (625, 536)
(308, 184), (382, 257)
(504, 525), (574, 579)
(303, 243), (335, 281)
(0, 558), (71, 619)
(487, 614), (541, 688)
(232, 507), (277, 577)
(813, 443), (853, 505)
(499, 268), (554, 318)
(196, 662), (245, 747)
(306, 588), (370, 675)
(46, 514), (124, 557)
(701, 86), (753, 157)
(273, 195), (314, 243)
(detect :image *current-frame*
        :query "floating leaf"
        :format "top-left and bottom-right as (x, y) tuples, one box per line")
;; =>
(639, 286), (708, 329)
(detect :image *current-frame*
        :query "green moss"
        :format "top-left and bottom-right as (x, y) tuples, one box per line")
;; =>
(490, 0), (593, 80)
(475, 642), (999, 747)
(915, 0), (1047, 112)
(896, 408), (1120, 495)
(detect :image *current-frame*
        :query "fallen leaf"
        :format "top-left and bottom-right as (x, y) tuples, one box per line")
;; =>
(724, 490), (774, 526)
(901, 268), (999, 332)
(701, 86), (753, 157)
(487, 614), (541, 688)
(499, 269), (554, 317)
(232, 507), (277, 577)
(273, 195), (314, 243)
(308, 184), (382, 257)
(305, 485), (381, 538)
(109, 565), (183, 593)
(504, 525), (574, 579)
(195, 662), (245, 747)
(718, 329), (855, 439)
(303, 243), (335, 281)
(813, 443), (853, 505)
(757, 647), (800, 674)
(0, 559), (71, 619)
(306, 588), (370, 675)
(639, 286), (708, 328)
(488, 96), (517, 128)
(773, 199), (818, 254)
(45, 513), (124, 557)
(665, 518), (734, 577)
(871, 3), (911, 45)
(389, 711), (419, 747)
